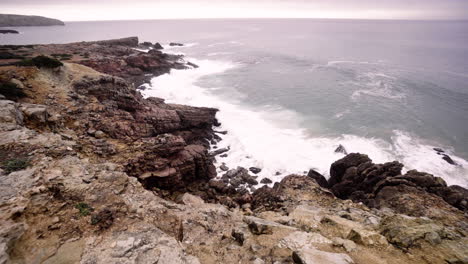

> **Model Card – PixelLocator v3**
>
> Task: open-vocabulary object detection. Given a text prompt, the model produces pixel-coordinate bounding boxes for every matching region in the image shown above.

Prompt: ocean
[2,19,468,186]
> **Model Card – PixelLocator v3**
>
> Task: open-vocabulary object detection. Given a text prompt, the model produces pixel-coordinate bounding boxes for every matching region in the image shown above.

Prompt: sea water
[3,19,468,186]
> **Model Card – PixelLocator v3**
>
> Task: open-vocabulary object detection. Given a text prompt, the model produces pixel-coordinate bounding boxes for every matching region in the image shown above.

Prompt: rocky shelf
[0,37,467,264]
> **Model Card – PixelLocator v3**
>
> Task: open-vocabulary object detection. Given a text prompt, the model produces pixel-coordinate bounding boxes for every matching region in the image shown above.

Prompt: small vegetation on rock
[75,202,94,216]
[51,53,72,61]
[1,158,30,174]
[0,81,27,100]
[17,55,63,68]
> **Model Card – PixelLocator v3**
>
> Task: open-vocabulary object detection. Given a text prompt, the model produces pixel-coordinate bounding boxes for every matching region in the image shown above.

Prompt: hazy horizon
[2,0,468,21]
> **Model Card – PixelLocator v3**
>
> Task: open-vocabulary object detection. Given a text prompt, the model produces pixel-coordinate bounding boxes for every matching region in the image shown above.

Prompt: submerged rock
[249,167,262,174]
[0,30,19,34]
[335,144,348,155]
[169,42,184,46]
[153,42,164,49]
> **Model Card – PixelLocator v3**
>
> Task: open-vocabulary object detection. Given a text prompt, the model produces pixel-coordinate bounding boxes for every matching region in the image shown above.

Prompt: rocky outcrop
[0,30,19,34]
[0,14,64,27]
[328,153,468,215]
[1,38,467,264]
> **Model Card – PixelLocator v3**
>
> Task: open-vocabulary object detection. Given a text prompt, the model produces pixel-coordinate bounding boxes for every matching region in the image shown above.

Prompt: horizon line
[62,17,468,23]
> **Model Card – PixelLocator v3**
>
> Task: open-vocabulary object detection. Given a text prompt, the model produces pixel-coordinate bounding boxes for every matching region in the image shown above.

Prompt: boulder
[260,178,273,184]
[292,248,353,264]
[249,167,262,174]
[154,42,164,49]
[307,169,328,188]
[335,144,348,155]
[169,42,184,46]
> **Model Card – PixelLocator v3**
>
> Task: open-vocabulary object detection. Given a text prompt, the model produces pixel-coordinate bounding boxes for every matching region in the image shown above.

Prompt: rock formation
[0,38,467,264]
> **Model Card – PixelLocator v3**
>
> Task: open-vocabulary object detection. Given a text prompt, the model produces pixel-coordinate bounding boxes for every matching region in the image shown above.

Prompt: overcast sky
[2,0,468,21]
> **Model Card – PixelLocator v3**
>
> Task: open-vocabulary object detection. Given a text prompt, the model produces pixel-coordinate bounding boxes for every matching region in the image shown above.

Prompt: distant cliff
[0,14,64,27]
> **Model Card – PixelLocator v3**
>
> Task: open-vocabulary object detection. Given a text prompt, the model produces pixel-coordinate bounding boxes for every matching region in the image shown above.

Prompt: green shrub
[0,81,26,100]
[75,202,93,216]
[2,158,30,174]
[17,55,63,68]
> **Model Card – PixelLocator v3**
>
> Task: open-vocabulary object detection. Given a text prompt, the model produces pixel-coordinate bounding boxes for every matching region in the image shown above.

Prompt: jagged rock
[154,42,164,49]
[178,193,205,206]
[187,62,199,68]
[260,178,273,184]
[209,147,229,157]
[442,154,457,165]
[19,103,49,124]
[329,153,372,187]
[346,228,387,246]
[307,169,328,188]
[328,154,468,214]
[335,144,348,155]
[249,167,262,174]
[244,216,295,235]
[0,100,23,131]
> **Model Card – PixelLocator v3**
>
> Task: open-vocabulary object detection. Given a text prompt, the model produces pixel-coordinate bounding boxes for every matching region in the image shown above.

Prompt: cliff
[0,14,64,27]
[0,38,467,264]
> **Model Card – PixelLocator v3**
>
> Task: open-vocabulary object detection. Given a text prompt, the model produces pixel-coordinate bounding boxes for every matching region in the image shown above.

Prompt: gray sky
[2,0,468,21]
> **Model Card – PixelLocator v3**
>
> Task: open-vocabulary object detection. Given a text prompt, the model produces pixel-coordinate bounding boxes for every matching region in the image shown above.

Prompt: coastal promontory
[0,14,65,27]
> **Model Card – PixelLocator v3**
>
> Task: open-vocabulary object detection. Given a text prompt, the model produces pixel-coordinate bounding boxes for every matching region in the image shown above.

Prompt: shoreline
[0,37,467,263]
[141,46,468,188]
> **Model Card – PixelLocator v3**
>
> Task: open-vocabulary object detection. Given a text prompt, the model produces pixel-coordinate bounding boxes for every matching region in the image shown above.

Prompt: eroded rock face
[328,153,468,215]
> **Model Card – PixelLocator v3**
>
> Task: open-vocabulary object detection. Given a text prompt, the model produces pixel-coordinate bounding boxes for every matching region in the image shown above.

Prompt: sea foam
[142,58,468,187]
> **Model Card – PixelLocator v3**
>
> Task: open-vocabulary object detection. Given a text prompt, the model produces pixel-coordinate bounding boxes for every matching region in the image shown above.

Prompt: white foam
[350,71,406,101]
[392,130,468,187]
[142,58,468,188]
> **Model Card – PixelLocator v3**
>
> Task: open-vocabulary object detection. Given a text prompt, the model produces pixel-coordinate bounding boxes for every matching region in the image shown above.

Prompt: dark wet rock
[220,154,228,158]
[442,154,457,165]
[140,42,153,48]
[153,42,164,49]
[328,153,468,214]
[334,144,348,155]
[0,30,19,34]
[260,178,273,184]
[92,37,139,47]
[169,42,184,46]
[187,62,199,68]
[220,164,229,171]
[210,147,229,157]
[328,153,372,187]
[307,169,328,188]
[214,130,228,135]
[222,167,258,187]
[249,167,262,174]
[433,148,445,153]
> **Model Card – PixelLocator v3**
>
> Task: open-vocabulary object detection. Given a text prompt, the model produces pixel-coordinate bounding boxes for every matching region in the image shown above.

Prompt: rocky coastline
[0,37,467,264]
